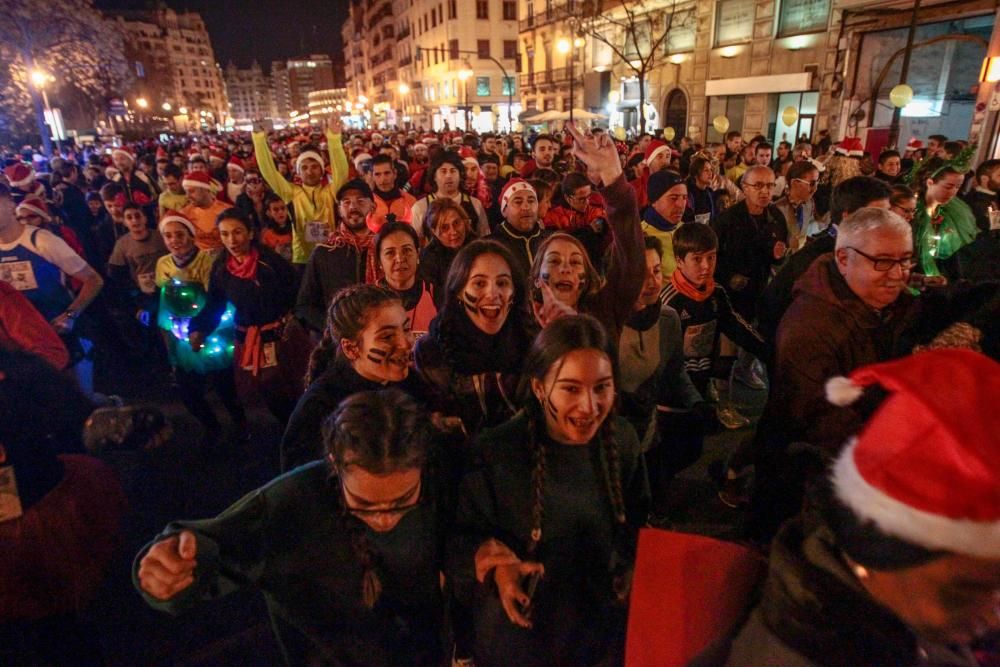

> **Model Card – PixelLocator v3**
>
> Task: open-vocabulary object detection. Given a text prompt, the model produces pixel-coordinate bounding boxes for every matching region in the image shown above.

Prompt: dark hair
[429,152,465,193]
[519,314,625,555]
[889,184,915,208]
[529,232,603,306]
[755,142,773,153]
[786,160,819,182]
[371,153,395,170]
[689,155,713,180]
[478,154,500,167]
[643,234,664,256]
[215,206,254,230]
[0,182,9,200]
[532,168,561,185]
[321,389,431,608]
[928,134,948,144]
[528,178,552,202]
[975,158,1000,181]
[426,197,471,234]
[121,202,144,217]
[942,141,963,158]
[139,154,156,169]
[878,150,900,165]
[917,157,962,189]
[163,163,183,179]
[724,130,742,142]
[671,220,718,259]
[831,176,892,225]
[532,134,558,150]
[560,171,591,197]
[305,284,401,387]
[99,182,127,202]
[375,221,419,259]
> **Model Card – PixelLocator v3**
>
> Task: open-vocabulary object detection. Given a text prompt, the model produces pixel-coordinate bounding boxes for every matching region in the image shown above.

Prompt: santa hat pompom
[826,376,863,406]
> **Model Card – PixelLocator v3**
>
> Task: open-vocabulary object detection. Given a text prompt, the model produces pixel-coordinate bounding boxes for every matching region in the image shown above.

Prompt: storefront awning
[518,108,544,122]
[705,73,813,97]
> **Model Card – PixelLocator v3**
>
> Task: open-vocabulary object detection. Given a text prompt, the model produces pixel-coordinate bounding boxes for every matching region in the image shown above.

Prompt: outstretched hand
[138,530,198,601]
[532,279,577,328]
[565,121,623,187]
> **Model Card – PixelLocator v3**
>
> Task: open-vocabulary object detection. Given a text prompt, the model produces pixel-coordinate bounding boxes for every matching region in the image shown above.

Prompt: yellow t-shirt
[158,191,188,218]
[155,250,216,289]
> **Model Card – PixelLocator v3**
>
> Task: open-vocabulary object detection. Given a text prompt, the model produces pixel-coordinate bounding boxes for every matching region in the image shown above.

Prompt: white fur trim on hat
[501,180,536,211]
[5,166,34,189]
[645,144,671,166]
[181,177,215,191]
[825,376,864,406]
[295,151,324,174]
[15,200,50,222]
[112,147,134,163]
[158,213,196,237]
[832,438,1000,559]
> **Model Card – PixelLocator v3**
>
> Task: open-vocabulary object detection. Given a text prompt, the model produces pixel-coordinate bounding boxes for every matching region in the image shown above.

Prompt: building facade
[343,0,521,131]
[224,61,276,128]
[271,54,338,123]
[113,8,229,130]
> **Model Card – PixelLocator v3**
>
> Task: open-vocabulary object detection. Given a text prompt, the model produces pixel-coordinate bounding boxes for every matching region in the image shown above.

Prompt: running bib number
[0,261,38,291]
[304,221,331,243]
[261,342,278,368]
[694,213,711,225]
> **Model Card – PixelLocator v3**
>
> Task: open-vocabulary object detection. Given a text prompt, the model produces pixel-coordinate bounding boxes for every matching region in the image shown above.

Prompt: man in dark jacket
[295,179,376,333]
[487,178,549,279]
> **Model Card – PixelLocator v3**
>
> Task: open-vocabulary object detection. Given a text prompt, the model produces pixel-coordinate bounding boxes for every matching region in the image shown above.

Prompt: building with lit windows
[271,55,338,124]
[224,61,275,128]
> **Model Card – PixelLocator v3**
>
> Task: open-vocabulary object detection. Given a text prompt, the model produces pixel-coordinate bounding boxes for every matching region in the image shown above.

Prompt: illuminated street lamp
[162,102,172,112]
[179,106,188,115]
[458,60,473,130]
[136,97,149,109]
[399,82,410,95]
[29,69,56,155]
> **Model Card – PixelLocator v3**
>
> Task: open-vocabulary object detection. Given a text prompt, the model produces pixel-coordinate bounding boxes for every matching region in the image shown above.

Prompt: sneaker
[718,474,751,508]
[716,405,750,430]
[733,362,767,390]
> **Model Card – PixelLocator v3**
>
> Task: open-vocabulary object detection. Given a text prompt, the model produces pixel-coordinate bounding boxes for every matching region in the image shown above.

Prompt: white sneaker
[717,405,750,430]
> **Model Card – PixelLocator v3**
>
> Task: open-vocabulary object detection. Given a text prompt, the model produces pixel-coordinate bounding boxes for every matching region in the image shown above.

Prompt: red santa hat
[499,178,536,211]
[833,137,864,157]
[156,147,168,161]
[644,139,671,166]
[3,163,34,189]
[158,210,197,237]
[181,171,218,192]
[906,138,923,151]
[208,147,226,163]
[187,147,202,159]
[227,156,246,173]
[827,349,1000,559]
[112,146,135,163]
[295,150,325,174]
[15,195,51,222]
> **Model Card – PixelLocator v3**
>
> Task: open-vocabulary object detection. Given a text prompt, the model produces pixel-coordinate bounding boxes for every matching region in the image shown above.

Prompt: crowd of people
[2,116,999,666]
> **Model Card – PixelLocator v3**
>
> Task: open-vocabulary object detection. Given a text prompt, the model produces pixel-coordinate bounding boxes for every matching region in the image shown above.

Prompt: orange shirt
[181,200,229,252]
[367,191,417,233]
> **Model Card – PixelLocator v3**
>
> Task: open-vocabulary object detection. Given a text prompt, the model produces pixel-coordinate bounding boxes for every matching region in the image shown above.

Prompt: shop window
[706,94,745,142]
[777,0,830,37]
[714,0,753,46]
[477,77,491,96]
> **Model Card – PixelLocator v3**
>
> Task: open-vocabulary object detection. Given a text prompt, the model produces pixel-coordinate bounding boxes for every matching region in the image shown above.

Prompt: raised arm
[325,118,349,194]
[252,129,294,203]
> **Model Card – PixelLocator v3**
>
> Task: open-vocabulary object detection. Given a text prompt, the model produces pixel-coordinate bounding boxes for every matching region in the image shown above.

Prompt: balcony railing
[518,68,572,89]
[399,55,412,66]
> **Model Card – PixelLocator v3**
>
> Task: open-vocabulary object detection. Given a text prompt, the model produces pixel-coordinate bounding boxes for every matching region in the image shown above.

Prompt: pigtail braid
[527,413,547,557]
[304,328,336,389]
[599,420,627,525]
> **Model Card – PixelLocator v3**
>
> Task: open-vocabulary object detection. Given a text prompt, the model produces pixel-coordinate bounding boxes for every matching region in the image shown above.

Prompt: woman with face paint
[137,389,447,666]
[420,198,475,309]
[528,123,645,342]
[450,315,650,666]
[375,222,437,337]
[281,284,425,471]
[189,207,309,425]
[414,240,535,439]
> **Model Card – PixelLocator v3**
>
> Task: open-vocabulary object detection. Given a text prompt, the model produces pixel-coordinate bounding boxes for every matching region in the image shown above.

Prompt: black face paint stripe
[462,291,480,314]
[366,347,390,364]
[544,397,559,422]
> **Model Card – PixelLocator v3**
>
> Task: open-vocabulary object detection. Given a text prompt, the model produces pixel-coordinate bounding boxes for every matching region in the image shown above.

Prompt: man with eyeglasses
[543,171,609,265]
[774,161,821,253]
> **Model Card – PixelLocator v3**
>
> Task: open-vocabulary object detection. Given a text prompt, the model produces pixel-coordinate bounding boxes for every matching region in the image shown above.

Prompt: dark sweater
[295,240,372,332]
[712,200,788,318]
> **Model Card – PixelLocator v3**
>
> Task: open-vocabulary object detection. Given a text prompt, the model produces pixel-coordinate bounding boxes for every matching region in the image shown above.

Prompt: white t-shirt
[0,225,89,276]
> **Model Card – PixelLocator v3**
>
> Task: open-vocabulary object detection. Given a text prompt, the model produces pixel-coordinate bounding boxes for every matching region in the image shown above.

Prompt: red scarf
[326,228,381,285]
[670,268,714,303]
[226,247,260,280]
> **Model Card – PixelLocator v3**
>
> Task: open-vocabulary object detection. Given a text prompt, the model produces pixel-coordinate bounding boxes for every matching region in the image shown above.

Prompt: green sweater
[133,462,444,666]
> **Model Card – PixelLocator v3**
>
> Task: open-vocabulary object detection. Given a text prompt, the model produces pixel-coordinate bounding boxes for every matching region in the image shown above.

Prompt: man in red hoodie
[630,139,672,210]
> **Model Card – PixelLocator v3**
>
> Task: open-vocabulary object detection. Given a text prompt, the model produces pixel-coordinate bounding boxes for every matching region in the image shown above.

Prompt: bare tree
[574,0,696,134]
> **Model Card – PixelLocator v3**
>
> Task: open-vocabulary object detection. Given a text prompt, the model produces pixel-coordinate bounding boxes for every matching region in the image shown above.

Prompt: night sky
[97,0,349,71]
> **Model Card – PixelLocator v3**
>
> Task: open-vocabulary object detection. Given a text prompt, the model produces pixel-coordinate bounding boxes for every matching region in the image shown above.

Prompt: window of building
[664,6,697,53]
[448,0,457,19]
[777,0,830,37]
[431,9,437,27]
[478,39,490,59]
[623,20,651,61]
[438,4,443,23]
[503,0,516,20]
[503,40,517,59]
[476,0,489,20]
[449,39,460,60]
[706,94,745,142]
[476,76,491,96]
[714,0,754,46]
[501,75,515,96]
[434,47,439,64]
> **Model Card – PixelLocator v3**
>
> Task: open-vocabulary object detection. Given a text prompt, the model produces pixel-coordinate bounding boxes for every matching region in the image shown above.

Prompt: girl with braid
[450,315,650,666]
[281,284,425,471]
[136,389,447,666]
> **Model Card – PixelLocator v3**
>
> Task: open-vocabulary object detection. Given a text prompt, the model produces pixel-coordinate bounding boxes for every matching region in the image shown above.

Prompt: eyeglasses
[893,205,917,217]
[845,246,916,272]
[245,178,263,185]
[792,178,819,189]
[744,182,776,191]
[337,475,423,518]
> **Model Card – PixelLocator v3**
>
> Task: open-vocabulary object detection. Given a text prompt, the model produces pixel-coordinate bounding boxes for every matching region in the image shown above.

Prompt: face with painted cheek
[538,238,588,308]
[343,301,414,383]
[460,253,515,335]
[532,348,615,445]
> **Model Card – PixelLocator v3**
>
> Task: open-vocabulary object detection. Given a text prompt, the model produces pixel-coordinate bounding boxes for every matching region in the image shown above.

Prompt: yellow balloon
[712,115,730,134]
[663,126,676,141]
[472,105,482,114]
[781,106,798,126]
[613,126,627,141]
[889,84,913,108]
[490,104,500,115]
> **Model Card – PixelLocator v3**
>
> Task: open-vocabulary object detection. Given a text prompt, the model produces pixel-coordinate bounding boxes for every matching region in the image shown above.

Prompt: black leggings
[175,367,245,429]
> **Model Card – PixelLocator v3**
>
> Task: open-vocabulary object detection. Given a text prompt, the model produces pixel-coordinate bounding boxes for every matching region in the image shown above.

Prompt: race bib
[137,272,157,294]
[0,465,24,523]
[304,221,332,243]
[261,342,278,368]
[683,321,717,359]
[694,213,711,225]
[0,260,38,291]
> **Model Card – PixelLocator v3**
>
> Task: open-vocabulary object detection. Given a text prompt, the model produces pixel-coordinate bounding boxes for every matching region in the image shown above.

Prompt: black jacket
[296,241,371,333]
[712,200,788,317]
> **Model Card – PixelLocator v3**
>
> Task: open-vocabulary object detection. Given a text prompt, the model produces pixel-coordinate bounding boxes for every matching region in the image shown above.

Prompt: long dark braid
[526,411,547,557]
[322,389,431,609]
[304,284,400,388]
[597,419,627,525]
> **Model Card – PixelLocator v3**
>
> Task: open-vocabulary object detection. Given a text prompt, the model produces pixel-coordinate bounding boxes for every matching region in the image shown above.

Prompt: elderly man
[295,179,377,333]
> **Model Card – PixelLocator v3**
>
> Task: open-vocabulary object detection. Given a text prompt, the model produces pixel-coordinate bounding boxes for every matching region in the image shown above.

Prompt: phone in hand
[519,570,542,617]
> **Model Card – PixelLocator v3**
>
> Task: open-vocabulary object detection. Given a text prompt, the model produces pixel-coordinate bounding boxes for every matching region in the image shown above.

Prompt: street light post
[29,69,55,156]
[417,46,516,132]
[458,60,473,130]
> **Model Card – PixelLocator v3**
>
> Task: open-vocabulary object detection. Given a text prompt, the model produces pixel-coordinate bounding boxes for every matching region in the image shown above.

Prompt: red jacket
[0,280,70,369]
